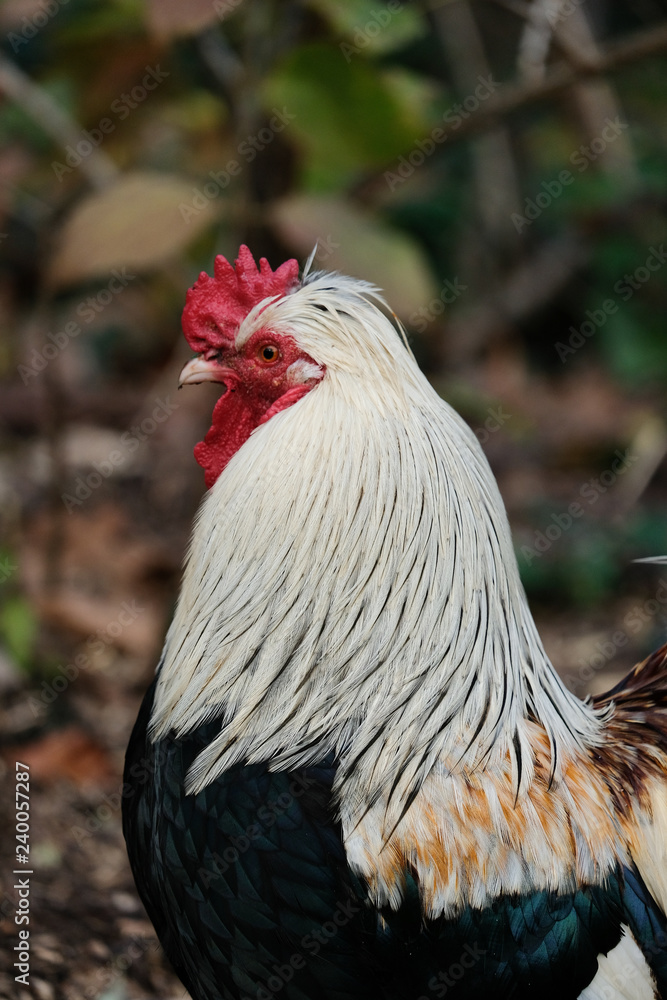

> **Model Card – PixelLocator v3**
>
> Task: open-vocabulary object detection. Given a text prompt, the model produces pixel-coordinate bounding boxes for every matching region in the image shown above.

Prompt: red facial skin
[192,328,323,488]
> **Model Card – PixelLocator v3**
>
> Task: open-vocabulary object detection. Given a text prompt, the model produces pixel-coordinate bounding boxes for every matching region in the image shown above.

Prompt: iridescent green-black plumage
[123,680,667,1000]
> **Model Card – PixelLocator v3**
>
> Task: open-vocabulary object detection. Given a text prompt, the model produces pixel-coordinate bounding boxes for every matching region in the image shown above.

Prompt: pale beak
[178,356,226,387]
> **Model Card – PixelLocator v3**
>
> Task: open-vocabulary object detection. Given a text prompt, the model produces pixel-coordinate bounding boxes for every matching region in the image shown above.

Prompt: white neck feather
[151,273,604,816]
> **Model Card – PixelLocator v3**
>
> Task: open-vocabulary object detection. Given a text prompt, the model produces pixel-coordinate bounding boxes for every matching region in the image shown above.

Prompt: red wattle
[194,382,311,489]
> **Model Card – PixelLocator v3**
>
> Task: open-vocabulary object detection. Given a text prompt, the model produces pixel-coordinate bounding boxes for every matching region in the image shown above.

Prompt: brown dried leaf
[271,195,437,320]
[146,0,238,38]
[48,172,219,289]
[6,726,115,786]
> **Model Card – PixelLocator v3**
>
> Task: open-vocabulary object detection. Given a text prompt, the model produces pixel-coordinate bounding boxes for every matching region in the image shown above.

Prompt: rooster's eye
[258,344,280,363]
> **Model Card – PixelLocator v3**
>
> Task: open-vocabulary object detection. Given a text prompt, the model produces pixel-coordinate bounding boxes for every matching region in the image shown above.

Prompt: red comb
[182,245,300,353]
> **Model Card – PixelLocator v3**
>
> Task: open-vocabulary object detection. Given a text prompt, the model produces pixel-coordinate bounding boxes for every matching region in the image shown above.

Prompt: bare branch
[446,19,667,141]
[551,4,638,182]
[434,1,522,244]
[516,1,562,82]
[0,54,117,190]
[443,234,590,361]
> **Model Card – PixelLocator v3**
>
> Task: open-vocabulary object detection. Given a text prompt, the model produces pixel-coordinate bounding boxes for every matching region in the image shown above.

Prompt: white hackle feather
[151,270,606,830]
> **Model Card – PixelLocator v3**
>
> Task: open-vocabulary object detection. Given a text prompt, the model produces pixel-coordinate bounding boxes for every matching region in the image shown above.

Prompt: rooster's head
[179,246,325,488]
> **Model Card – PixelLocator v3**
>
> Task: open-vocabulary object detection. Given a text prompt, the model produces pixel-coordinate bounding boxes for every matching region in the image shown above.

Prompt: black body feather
[123,680,667,1000]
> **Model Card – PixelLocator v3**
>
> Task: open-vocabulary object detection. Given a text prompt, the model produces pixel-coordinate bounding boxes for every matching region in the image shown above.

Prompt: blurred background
[1,0,667,996]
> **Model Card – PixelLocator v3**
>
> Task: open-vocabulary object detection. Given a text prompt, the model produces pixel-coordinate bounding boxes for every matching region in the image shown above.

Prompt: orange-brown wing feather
[594,642,667,914]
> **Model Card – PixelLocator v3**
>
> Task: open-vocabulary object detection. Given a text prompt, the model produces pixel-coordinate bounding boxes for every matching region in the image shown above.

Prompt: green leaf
[263,43,421,190]
[307,0,424,55]
[600,307,667,384]
[0,597,37,670]
[590,234,651,286]
[53,0,145,43]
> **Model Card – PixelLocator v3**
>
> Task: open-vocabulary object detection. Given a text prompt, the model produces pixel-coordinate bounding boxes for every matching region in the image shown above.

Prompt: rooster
[123,246,667,1000]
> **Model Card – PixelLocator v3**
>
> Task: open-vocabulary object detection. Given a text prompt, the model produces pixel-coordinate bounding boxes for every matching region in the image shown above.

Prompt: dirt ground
[0,499,190,1000]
